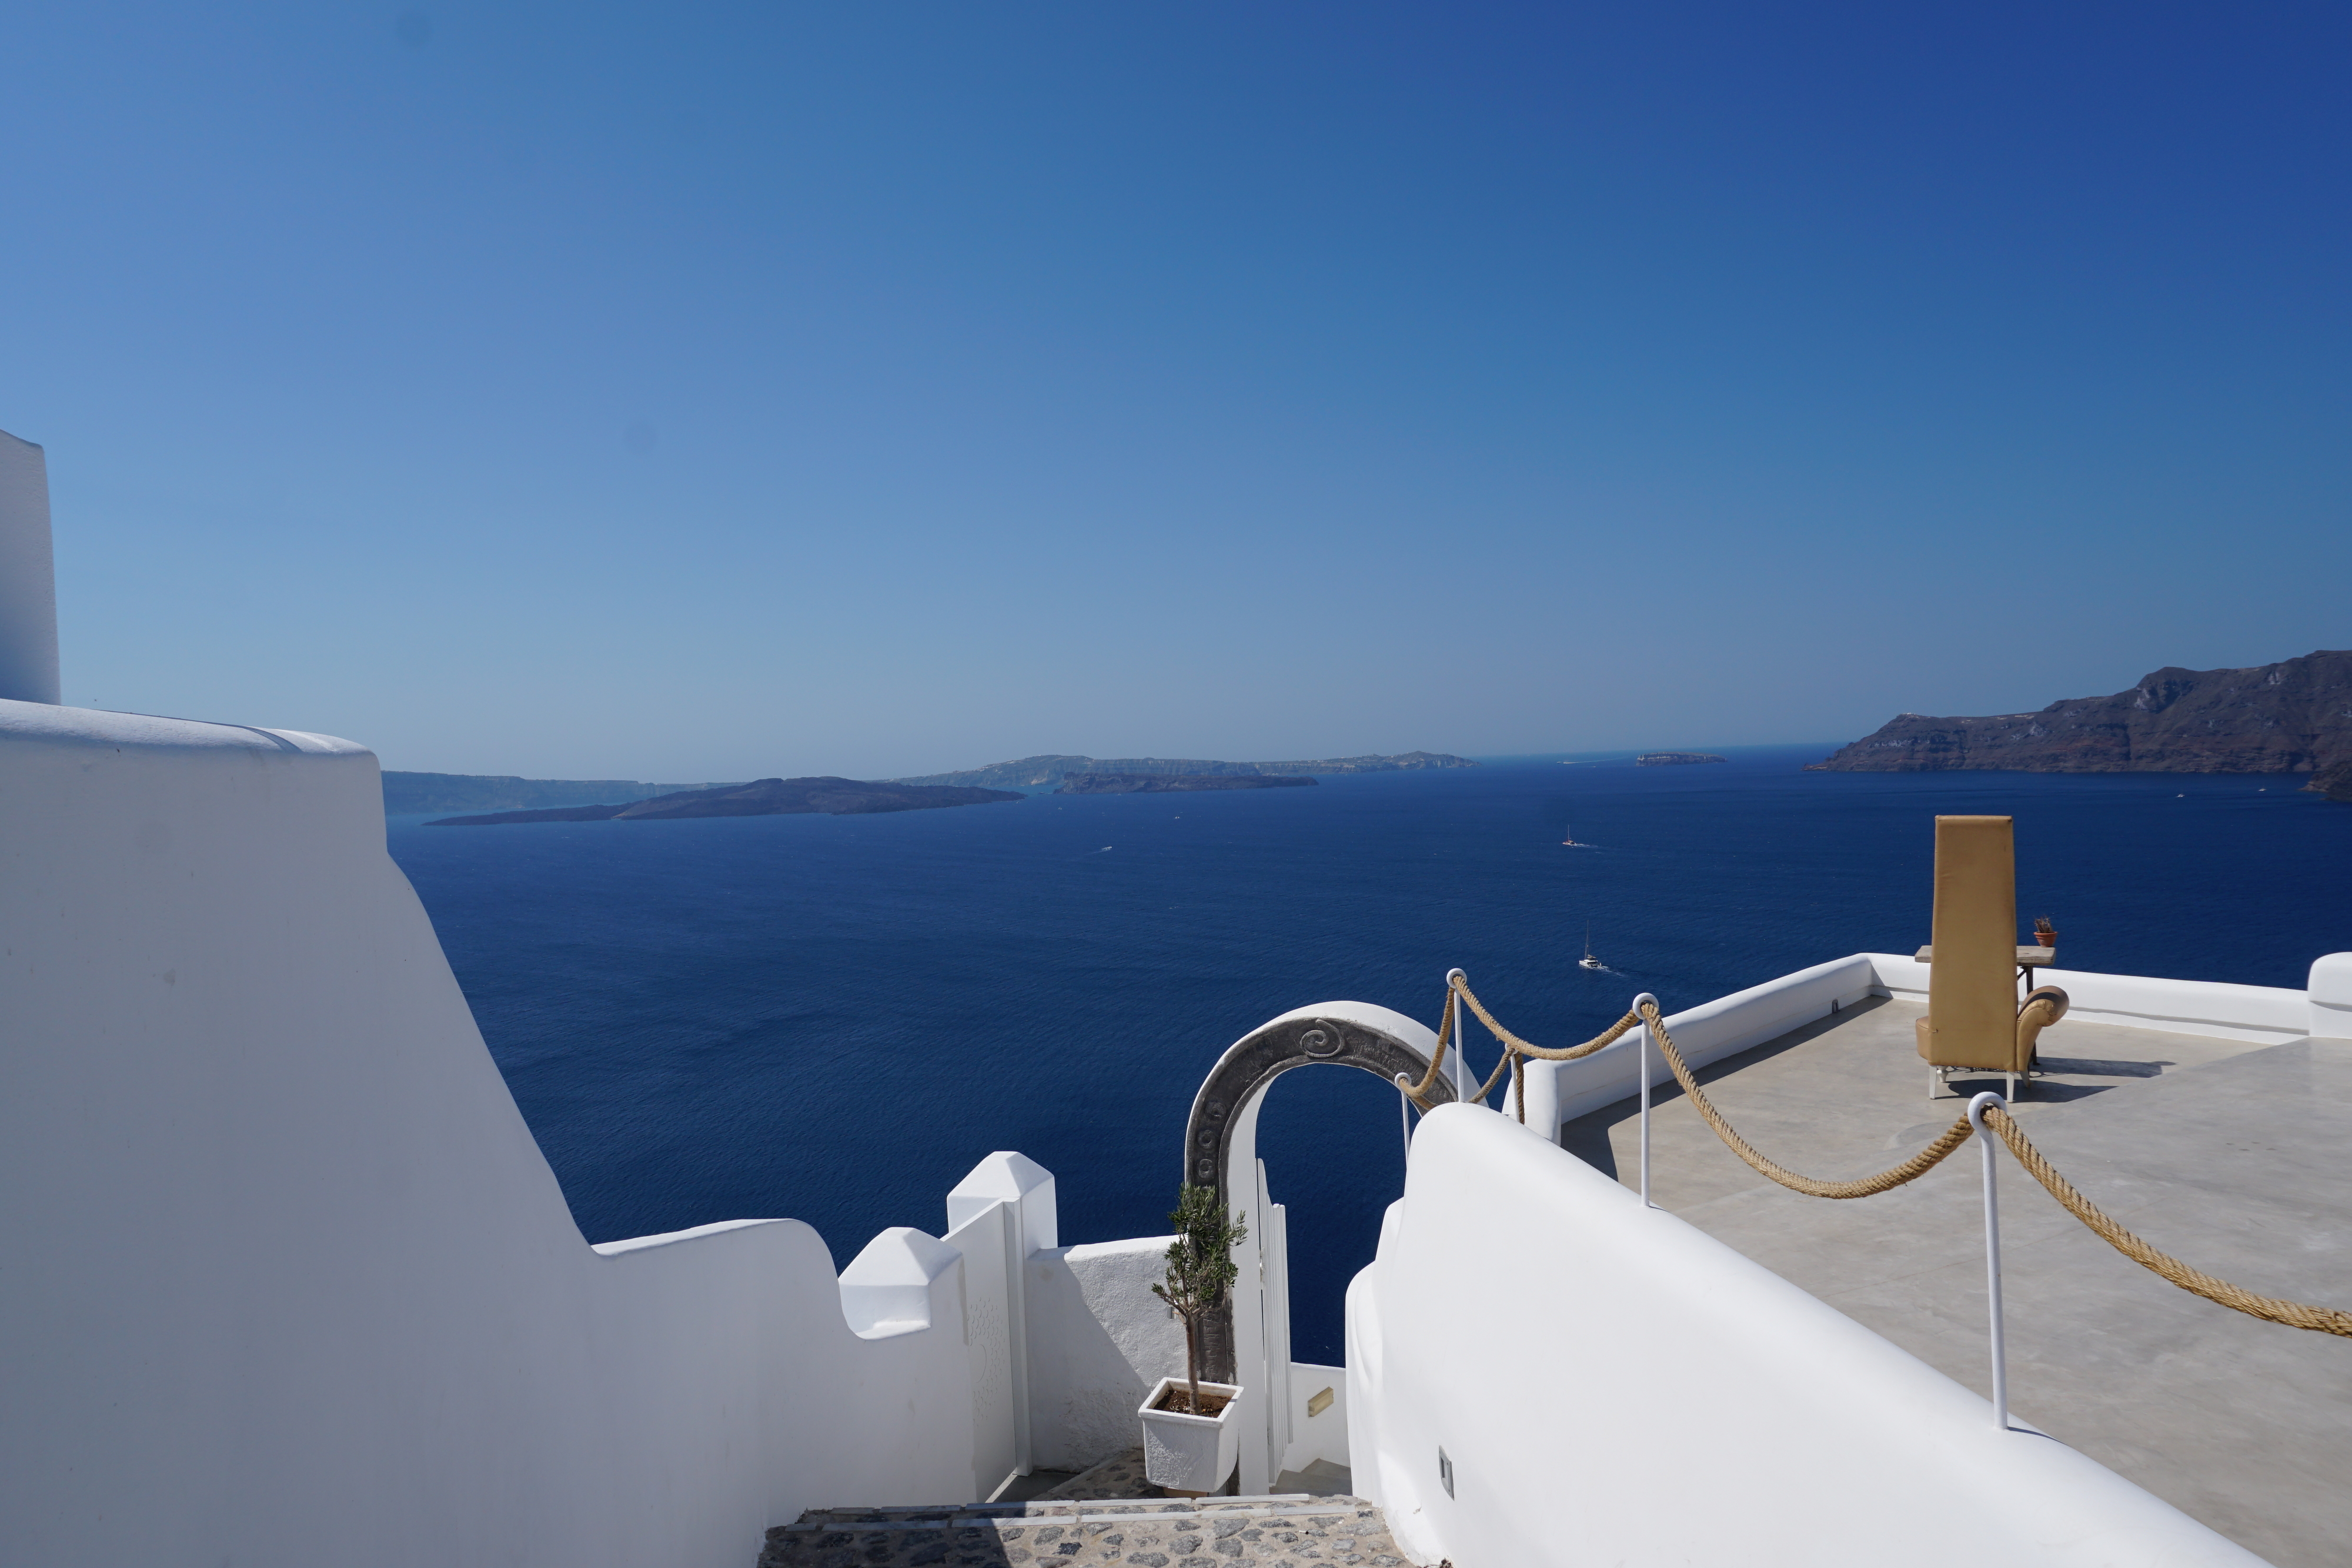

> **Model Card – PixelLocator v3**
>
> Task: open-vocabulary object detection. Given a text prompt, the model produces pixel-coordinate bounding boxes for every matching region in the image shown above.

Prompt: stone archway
[1181,1003,1452,1386]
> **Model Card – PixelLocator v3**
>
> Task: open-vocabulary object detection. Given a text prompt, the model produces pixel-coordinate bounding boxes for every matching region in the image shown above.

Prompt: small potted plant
[1140,1183,1247,1495]
[2032,917,2057,952]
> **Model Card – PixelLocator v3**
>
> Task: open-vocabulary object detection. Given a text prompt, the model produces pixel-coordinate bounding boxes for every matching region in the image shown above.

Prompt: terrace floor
[1563,995,2352,1568]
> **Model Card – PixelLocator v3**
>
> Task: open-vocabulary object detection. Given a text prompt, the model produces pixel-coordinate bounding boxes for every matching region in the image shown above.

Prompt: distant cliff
[1810,651,2352,776]
[427,777,1021,826]
[2306,761,2352,803]
[384,771,736,815]
[1056,773,1317,794]
[898,751,1476,790]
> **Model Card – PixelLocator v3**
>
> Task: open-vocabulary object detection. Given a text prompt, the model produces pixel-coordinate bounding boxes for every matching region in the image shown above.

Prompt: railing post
[1967,1091,2009,1430]
[1395,1071,1414,1162]
[1630,994,1658,1208]
[1446,968,1471,1108]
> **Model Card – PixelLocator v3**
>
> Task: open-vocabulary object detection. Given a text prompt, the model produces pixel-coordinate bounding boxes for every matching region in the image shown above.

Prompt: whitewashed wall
[1347,1106,2265,1568]
[0,700,1003,1568]
[1280,1361,1348,1475]
[946,1152,1056,1495]
[1024,1235,1187,1472]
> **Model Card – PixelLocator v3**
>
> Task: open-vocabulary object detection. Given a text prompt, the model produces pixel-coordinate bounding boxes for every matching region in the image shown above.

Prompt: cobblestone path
[757,1493,1409,1568]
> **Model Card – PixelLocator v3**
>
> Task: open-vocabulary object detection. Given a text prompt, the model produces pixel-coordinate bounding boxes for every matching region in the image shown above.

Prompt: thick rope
[1404,982,1633,1109]
[1629,1000,1979,1198]
[1440,979,2352,1335]
[1396,993,1455,1108]
[1445,978,1641,1112]
[1980,1104,2352,1339]
[1445,978,1970,1193]
[1452,978,1642,1062]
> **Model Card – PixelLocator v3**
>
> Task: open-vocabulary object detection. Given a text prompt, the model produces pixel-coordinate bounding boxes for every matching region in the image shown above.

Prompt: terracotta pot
[2033,931,2057,951]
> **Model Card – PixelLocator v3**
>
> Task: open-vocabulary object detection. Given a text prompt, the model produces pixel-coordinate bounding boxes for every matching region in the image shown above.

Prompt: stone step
[759,1495,1405,1568]
[787,1496,1353,1526]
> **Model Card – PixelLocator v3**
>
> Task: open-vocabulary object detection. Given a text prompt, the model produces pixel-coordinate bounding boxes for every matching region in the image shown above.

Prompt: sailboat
[1561,824,1586,846]
[1578,922,1605,970]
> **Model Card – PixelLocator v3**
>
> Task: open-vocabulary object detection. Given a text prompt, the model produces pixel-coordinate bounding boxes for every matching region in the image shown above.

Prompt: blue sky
[3,4,2345,779]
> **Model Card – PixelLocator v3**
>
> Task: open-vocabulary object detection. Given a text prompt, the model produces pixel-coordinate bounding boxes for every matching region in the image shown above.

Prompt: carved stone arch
[1180,1003,1451,1383]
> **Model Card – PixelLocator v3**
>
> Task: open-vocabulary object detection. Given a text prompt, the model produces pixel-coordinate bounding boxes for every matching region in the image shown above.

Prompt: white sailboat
[1579,922,1605,970]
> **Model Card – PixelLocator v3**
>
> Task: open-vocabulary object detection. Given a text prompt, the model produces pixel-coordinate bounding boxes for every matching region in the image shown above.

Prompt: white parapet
[0,698,992,1565]
[948,1149,1058,1253]
[0,429,59,704]
[840,1227,969,1339]
[2304,952,2352,1041]
[1518,954,1881,1132]
[1347,1105,2265,1568]
[1869,951,2312,1045]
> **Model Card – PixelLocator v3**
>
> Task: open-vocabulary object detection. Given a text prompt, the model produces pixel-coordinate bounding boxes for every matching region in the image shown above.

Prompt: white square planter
[1137,1376,1242,1495]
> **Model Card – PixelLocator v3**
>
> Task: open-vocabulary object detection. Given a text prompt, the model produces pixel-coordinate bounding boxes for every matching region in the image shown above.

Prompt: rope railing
[1432,974,2352,1340]
[1976,1100,2352,1338]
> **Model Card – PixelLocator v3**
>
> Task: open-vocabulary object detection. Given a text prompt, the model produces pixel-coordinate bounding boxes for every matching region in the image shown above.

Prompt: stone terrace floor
[1563,995,2352,1568]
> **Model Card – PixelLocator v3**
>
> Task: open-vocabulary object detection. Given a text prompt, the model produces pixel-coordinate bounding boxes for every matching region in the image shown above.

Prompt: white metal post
[1631,994,1658,1208]
[1395,1072,1414,1162]
[1968,1091,2009,1430]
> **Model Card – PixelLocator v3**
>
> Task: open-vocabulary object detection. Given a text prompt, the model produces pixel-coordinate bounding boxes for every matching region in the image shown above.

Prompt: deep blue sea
[386,749,2350,1363]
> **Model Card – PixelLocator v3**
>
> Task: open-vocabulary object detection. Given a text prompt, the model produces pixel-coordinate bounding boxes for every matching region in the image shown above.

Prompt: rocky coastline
[1809,650,2350,782]
[2306,761,2352,803]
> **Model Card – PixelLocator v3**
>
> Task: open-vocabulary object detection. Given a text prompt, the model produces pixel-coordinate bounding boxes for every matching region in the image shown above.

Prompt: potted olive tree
[1139,1183,1247,1495]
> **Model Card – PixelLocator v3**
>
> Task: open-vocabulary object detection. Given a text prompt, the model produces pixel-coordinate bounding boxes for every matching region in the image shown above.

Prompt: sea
[386,747,2351,1365]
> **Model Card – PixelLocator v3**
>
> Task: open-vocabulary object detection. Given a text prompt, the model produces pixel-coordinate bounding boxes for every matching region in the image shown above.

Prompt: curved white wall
[1347,1106,2265,1568]
[0,700,984,1567]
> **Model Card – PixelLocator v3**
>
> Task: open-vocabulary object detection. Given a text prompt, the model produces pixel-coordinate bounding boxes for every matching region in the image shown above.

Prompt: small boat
[1561,824,1585,846]
[1578,923,1605,971]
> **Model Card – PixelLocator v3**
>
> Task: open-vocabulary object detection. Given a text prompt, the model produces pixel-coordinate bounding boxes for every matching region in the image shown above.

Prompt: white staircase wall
[0,700,988,1568]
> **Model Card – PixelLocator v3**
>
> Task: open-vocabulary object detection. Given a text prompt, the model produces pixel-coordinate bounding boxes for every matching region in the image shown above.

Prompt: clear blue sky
[4,4,2346,780]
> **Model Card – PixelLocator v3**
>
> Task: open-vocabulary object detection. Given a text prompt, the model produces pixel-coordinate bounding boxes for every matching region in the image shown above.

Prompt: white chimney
[0,429,60,705]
